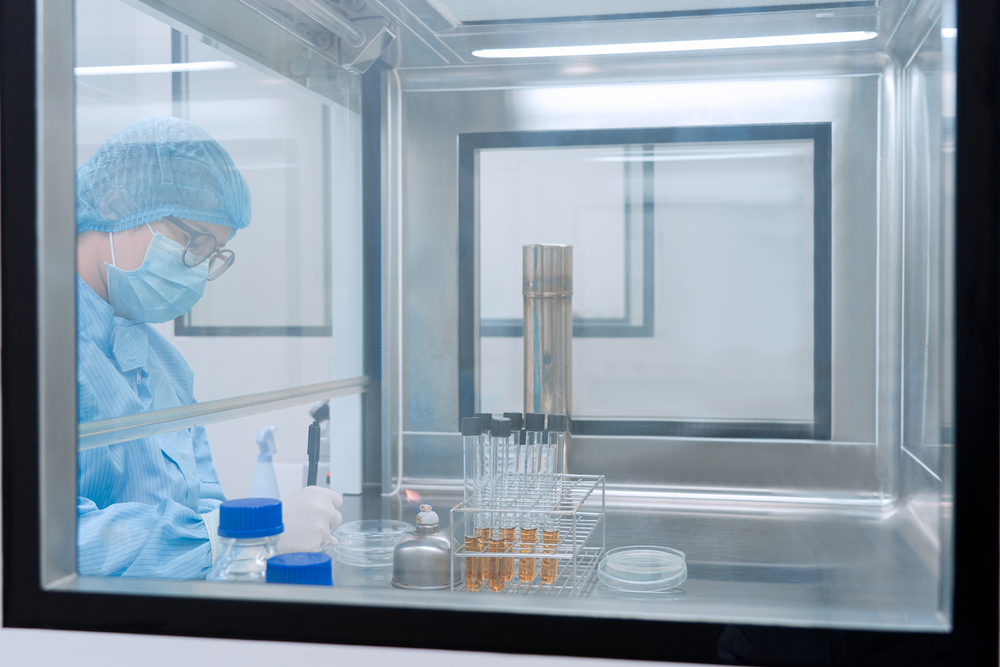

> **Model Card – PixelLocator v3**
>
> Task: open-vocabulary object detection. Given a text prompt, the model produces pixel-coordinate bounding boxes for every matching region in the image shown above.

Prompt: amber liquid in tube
[518,527,537,582]
[464,536,482,591]
[501,527,516,582]
[540,530,559,584]
[487,536,505,592]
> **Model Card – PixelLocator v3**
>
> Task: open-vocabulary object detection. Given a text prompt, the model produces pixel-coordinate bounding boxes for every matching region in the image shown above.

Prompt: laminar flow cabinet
[2,0,997,664]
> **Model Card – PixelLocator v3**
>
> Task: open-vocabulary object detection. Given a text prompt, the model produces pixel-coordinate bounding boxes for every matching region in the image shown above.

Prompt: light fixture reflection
[940,28,957,38]
[74,61,237,76]
[472,31,878,59]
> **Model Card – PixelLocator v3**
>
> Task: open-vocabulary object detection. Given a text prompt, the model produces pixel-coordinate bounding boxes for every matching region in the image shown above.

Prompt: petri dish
[334,520,415,567]
[597,545,687,592]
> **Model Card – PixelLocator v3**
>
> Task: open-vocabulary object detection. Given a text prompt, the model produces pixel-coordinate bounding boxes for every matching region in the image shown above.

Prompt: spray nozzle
[255,425,277,461]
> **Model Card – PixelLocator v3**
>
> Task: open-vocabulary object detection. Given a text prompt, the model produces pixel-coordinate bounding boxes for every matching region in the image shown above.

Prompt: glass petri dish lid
[334,520,415,567]
[597,545,687,592]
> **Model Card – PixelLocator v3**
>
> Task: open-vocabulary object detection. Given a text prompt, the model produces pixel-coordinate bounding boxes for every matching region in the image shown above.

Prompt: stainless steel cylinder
[523,244,572,418]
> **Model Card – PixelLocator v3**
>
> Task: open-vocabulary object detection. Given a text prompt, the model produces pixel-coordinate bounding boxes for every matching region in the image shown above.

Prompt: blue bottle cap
[266,552,333,586]
[217,498,284,538]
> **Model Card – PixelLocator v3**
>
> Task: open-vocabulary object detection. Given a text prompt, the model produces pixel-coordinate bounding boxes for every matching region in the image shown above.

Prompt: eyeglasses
[163,215,235,281]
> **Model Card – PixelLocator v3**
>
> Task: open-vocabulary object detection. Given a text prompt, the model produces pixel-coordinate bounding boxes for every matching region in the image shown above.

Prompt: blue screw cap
[266,552,333,586]
[218,498,284,538]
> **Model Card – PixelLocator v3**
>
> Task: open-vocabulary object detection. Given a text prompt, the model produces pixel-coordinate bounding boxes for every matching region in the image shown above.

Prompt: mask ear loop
[109,224,156,268]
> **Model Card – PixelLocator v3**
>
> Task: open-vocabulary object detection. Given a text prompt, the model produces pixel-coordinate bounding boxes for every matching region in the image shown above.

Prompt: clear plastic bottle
[206,497,283,583]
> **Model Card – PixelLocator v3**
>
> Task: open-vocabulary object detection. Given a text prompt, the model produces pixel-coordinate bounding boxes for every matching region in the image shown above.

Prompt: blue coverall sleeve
[76,279,232,579]
[77,495,214,578]
[193,425,226,513]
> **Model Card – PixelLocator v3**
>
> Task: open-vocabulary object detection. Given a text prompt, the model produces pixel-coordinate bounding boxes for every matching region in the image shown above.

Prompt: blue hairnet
[76,116,251,241]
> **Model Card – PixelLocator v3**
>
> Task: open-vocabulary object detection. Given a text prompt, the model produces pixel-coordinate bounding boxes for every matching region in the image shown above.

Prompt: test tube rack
[450,474,605,596]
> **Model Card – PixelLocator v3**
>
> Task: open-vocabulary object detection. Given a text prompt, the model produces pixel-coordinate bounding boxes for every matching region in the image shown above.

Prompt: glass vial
[487,417,512,591]
[464,535,482,591]
[474,413,492,547]
[540,528,559,584]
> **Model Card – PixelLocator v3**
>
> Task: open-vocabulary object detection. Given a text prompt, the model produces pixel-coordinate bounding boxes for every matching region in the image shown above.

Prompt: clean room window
[464,125,831,439]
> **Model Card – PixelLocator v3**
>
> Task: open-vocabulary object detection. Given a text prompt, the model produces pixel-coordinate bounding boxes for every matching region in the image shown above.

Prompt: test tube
[540,414,567,584]
[524,413,546,501]
[519,413,546,582]
[502,411,524,570]
[503,412,524,472]
[487,416,512,591]
[461,417,483,591]
[474,413,492,549]
[462,416,482,504]
[547,414,568,502]
[498,417,517,583]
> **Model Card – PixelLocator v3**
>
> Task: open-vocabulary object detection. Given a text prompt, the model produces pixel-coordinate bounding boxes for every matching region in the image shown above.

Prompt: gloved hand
[278,487,344,554]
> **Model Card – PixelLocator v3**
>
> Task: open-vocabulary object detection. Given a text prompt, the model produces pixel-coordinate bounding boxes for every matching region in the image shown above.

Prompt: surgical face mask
[105,224,209,323]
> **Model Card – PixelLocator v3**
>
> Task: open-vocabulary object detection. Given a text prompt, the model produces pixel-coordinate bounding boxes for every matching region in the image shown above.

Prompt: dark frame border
[458,125,832,441]
[3,2,997,664]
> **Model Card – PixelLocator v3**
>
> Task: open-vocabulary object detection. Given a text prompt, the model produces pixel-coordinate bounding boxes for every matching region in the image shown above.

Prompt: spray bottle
[250,425,281,499]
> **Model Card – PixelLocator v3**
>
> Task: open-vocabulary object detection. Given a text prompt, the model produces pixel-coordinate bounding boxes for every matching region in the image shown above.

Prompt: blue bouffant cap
[266,552,334,586]
[76,116,251,241]
[218,498,284,538]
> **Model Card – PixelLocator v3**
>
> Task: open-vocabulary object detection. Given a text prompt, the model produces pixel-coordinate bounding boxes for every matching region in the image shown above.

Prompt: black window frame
[459,124,832,440]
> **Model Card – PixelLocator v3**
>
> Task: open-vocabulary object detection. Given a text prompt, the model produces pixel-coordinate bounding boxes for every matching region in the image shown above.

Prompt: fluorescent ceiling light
[940,28,957,38]
[472,31,878,59]
[74,61,237,76]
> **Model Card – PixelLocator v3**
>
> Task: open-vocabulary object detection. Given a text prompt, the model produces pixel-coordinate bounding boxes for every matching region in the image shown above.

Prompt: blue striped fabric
[77,275,225,579]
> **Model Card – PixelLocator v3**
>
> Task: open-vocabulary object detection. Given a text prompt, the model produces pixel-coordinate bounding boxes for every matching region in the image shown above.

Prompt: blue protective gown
[77,275,225,578]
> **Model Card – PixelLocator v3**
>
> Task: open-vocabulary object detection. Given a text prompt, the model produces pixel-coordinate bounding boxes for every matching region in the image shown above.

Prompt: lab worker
[74,116,342,578]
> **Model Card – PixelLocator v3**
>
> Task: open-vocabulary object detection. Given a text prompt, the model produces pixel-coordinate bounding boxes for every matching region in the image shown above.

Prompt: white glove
[279,487,344,554]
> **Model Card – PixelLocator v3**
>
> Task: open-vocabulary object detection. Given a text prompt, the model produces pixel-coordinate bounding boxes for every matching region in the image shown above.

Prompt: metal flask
[523,244,572,418]
[391,504,457,590]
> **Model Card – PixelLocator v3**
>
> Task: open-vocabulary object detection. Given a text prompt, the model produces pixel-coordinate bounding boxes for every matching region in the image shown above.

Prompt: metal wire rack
[450,474,605,596]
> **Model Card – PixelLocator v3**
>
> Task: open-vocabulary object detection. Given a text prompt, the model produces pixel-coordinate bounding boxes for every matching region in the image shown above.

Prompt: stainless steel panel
[394,74,880,444]
[398,433,880,505]
[898,5,955,623]
[37,0,79,588]
[873,54,904,504]
[54,485,948,632]
[371,0,462,68]
[382,66,409,493]
[128,0,362,110]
